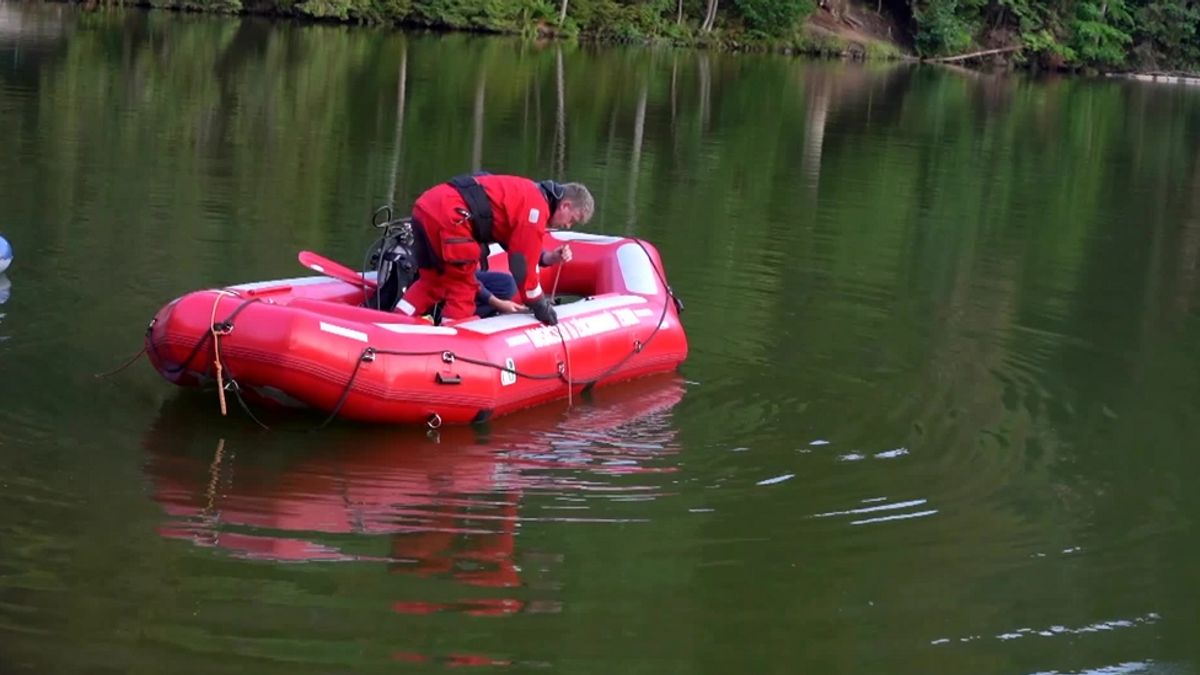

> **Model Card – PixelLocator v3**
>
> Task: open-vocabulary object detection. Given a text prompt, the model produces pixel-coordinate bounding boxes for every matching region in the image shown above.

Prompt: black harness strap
[447,174,495,271]
[446,174,495,243]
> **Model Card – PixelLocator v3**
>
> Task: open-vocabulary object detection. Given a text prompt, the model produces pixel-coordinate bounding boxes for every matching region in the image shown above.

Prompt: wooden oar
[298,250,378,289]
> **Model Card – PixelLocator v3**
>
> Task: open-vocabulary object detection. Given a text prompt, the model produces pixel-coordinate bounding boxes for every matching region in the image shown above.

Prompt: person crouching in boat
[396,174,594,326]
[474,239,573,318]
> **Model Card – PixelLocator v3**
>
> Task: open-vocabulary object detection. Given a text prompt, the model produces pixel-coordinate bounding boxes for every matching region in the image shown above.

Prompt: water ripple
[810,497,938,526]
[1029,660,1180,675]
[931,612,1162,646]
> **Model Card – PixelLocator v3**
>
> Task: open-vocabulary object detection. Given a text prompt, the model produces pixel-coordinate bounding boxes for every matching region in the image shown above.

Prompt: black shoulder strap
[446,174,494,243]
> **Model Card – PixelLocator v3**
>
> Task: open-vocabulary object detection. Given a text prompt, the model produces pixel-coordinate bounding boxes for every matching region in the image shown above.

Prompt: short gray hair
[562,183,594,224]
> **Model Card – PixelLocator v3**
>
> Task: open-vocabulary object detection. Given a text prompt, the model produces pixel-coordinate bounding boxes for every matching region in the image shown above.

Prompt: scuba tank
[363,206,420,312]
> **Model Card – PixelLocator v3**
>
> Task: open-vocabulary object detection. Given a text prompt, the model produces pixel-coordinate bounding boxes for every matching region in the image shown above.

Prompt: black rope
[144,296,261,377]
[212,347,379,434]
[93,346,148,379]
[311,347,374,431]
[577,237,675,392]
[147,323,211,377]
[222,379,272,431]
[212,296,262,334]
[369,347,566,381]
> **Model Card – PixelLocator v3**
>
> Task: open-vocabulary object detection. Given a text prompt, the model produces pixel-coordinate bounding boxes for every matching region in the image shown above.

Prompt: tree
[702,0,720,31]
[1071,0,1134,66]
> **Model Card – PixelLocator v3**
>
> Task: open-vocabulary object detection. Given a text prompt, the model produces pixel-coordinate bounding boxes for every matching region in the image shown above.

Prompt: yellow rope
[205,438,226,515]
[208,290,237,416]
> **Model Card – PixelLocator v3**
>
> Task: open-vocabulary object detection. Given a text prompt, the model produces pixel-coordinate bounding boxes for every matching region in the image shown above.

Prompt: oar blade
[297,251,378,289]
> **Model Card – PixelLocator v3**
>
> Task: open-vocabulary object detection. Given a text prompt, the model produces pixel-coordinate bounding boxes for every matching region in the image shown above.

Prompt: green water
[2,3,1200,673]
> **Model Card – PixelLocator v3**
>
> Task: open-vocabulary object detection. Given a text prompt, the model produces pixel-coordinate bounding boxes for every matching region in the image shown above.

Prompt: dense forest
[57,0,1200,76]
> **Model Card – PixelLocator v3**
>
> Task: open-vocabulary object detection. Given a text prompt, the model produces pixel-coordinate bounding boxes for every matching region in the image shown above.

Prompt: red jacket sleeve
[508,226,546,304]
[496,183,549,304]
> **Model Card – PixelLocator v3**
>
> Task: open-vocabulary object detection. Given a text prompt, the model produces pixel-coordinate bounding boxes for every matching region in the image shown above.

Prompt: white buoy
[0,235,11,274]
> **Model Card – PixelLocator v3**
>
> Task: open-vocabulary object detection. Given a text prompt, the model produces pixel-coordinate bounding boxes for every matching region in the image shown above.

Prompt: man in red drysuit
[395,174,594,326]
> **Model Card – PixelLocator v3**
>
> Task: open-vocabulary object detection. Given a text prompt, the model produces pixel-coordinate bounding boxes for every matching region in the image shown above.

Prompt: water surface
[2,4,1200,673]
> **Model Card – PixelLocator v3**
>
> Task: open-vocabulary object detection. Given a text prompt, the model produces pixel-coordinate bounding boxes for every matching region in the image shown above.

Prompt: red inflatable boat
[145,231,688,426]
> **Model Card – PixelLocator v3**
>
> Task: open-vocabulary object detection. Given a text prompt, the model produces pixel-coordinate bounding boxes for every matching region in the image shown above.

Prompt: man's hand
[546,244,573,265]
[488,297,526,314]
[529,296,558,326]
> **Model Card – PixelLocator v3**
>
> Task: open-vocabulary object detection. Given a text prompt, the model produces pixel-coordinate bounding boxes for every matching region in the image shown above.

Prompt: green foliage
[913,0,976,55]
[1020,27,1074,63]
[907,0,1196,69]
[863,38,903,58]
[792,28,851,54]
[144,0,244,12]
[398,0,526,30]
[569,0,674,39]
[1069,0,1132,66]
[1132,0,1200,70]
[731,0,814,35]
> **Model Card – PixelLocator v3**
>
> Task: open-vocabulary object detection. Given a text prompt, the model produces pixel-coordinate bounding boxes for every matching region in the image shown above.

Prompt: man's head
[549,183,594,229]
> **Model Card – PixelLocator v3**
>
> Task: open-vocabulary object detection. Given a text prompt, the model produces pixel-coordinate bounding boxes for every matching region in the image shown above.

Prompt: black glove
[529,296,558,326]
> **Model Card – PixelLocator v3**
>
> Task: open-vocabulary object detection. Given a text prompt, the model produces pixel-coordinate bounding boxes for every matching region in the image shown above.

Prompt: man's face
[549,201,583,229]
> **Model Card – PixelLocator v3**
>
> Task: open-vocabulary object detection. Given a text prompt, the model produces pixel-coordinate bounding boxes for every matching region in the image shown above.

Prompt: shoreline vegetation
[45,0,1200,77]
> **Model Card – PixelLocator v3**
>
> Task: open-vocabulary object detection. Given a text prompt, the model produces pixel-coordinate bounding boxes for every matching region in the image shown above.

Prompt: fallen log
[927,45,1021,63]
[1106,72,1200,86]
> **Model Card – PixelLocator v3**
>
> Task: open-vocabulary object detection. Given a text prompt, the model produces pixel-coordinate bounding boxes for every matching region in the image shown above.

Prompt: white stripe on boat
[374,323,458,335]
[230,273,378,292]
[319,321,368,343]
[461,295,647,335]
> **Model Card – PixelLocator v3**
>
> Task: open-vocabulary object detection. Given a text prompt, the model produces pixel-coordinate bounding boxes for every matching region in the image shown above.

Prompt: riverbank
[41,0,911,60]
[35,0,1200,77]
